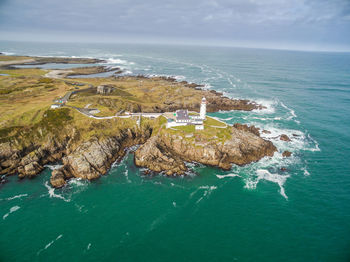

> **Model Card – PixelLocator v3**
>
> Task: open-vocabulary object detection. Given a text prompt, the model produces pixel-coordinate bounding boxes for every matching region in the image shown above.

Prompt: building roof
[176,109,190,120]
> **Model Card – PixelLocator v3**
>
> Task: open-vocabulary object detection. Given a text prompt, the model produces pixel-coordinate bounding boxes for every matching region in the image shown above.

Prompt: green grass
[204,116,226,127]
[173,125,195,133]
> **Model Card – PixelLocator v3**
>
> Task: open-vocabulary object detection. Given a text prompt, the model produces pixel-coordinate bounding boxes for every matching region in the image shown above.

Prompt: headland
[0,54,286,188]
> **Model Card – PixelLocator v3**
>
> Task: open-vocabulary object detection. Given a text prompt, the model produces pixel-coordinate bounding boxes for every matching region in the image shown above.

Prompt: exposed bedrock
[50,127,152,187]
[134,126,277,175]
[0,135,70,178]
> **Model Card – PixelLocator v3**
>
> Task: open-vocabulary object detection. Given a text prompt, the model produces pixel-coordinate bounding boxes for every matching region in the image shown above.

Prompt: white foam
[307,134,321,151]
[302,167,310,176]
[37,235,63,255]
[3,206,20,220]
[195,186,217,203]
[87,243,91,250]
[227,77,237,88]
[253,99,277,114]
[106,58,133,65]
[216,173,241,179]
[245,169,289,199]
[257,125,313,154]
[203,83,212,89]
[44,164,63,170]
[281,102,300,124]
[124,168,131,183]
[5,194,28,201]
[218,117,233,121]
[1,51,15,55]
[68,178,89,187]
[172,201,177,207]
[174,75,186,81]
[44,182,70,202]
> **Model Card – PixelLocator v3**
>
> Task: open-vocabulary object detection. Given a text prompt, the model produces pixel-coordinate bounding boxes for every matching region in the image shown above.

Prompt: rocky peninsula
[0,54,278,188]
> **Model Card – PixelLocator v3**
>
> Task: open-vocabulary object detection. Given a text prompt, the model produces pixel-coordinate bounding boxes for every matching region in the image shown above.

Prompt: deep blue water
[1,41,350,261]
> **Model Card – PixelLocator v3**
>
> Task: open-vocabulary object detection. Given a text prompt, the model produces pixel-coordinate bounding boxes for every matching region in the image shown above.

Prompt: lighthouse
[200,97,207,120]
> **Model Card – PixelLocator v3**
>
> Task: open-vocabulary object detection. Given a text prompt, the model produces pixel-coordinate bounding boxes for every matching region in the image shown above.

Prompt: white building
[200,97,207,120]
[166,97,207,130]
[50,104,62,109]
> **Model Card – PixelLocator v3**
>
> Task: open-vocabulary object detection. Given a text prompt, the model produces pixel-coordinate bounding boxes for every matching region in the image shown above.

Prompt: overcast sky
[0,0,349,51]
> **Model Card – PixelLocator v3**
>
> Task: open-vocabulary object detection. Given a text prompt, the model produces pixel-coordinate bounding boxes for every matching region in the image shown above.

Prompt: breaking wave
[245,169,290,199]
[216,174,241,179]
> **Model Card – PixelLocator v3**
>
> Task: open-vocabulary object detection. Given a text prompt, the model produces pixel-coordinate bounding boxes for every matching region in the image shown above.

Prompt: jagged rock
[282,151,292,157]
[135,127,276,175]
[134,136,187,175]
[262,130,271,134]
[280,134,291,142]
[50,169,66,188]
[233,123,260,136]
[50,127,152,187]
[21,161,43,178]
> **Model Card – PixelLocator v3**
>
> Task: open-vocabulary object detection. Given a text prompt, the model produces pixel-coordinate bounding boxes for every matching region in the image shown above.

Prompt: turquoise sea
[1,41,350,261]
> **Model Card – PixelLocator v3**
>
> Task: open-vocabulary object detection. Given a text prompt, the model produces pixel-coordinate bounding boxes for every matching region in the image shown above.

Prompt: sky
[0,0,349,51]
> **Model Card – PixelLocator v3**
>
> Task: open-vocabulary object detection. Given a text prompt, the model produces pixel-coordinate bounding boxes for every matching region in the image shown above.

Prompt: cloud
[0,0,349,50]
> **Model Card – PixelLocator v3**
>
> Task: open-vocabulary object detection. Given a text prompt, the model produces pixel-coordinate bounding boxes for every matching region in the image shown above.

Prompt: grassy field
[168,116,231,143]
[204,116,227,127]
[0,55,32,62]
[0,55,230,146]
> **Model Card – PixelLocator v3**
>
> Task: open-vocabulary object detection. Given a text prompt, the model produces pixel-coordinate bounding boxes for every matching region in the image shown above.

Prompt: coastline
[0,54,283,188]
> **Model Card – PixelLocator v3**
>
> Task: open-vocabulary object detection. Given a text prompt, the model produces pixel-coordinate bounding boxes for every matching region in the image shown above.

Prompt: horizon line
[1,38,350,54]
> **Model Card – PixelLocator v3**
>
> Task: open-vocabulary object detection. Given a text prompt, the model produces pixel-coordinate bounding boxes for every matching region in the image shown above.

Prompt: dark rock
[280,134,291,142]
[262,130,271,134]
[233,123,260,136]
[282,151,292,157]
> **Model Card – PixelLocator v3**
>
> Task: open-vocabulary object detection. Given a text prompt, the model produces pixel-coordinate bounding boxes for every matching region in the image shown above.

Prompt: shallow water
[1,41,350,261]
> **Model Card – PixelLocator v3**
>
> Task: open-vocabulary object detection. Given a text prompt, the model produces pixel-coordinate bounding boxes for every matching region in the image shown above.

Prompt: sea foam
[245,169,290,199]
[3,206,20,220]
[44,182,70,202]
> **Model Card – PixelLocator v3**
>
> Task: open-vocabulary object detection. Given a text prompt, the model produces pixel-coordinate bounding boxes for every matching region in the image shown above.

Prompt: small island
[0,54,277,188]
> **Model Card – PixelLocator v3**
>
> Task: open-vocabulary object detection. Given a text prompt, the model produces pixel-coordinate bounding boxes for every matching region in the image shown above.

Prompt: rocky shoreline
[134,126,276,176]
[0,121,277,188]
[0,54,279,188]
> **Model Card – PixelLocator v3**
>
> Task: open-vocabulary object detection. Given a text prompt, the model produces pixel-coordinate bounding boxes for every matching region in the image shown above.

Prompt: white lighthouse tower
[200,97,207,120]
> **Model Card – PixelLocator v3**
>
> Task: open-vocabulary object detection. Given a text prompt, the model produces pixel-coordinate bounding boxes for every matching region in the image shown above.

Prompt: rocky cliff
[134,126,276,175]
[51,127,151,187]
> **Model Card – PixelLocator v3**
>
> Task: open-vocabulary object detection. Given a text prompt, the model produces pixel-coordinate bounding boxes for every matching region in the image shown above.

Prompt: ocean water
[1,41,350,261]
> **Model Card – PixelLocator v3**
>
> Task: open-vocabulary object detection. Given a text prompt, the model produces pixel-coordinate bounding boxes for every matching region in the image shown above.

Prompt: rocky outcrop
[135,126,277,175]
[50,127,152,187]
[0,135,69,178]
[233,123,260,136]
[282,151,292,157]
[280,134,291,142]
